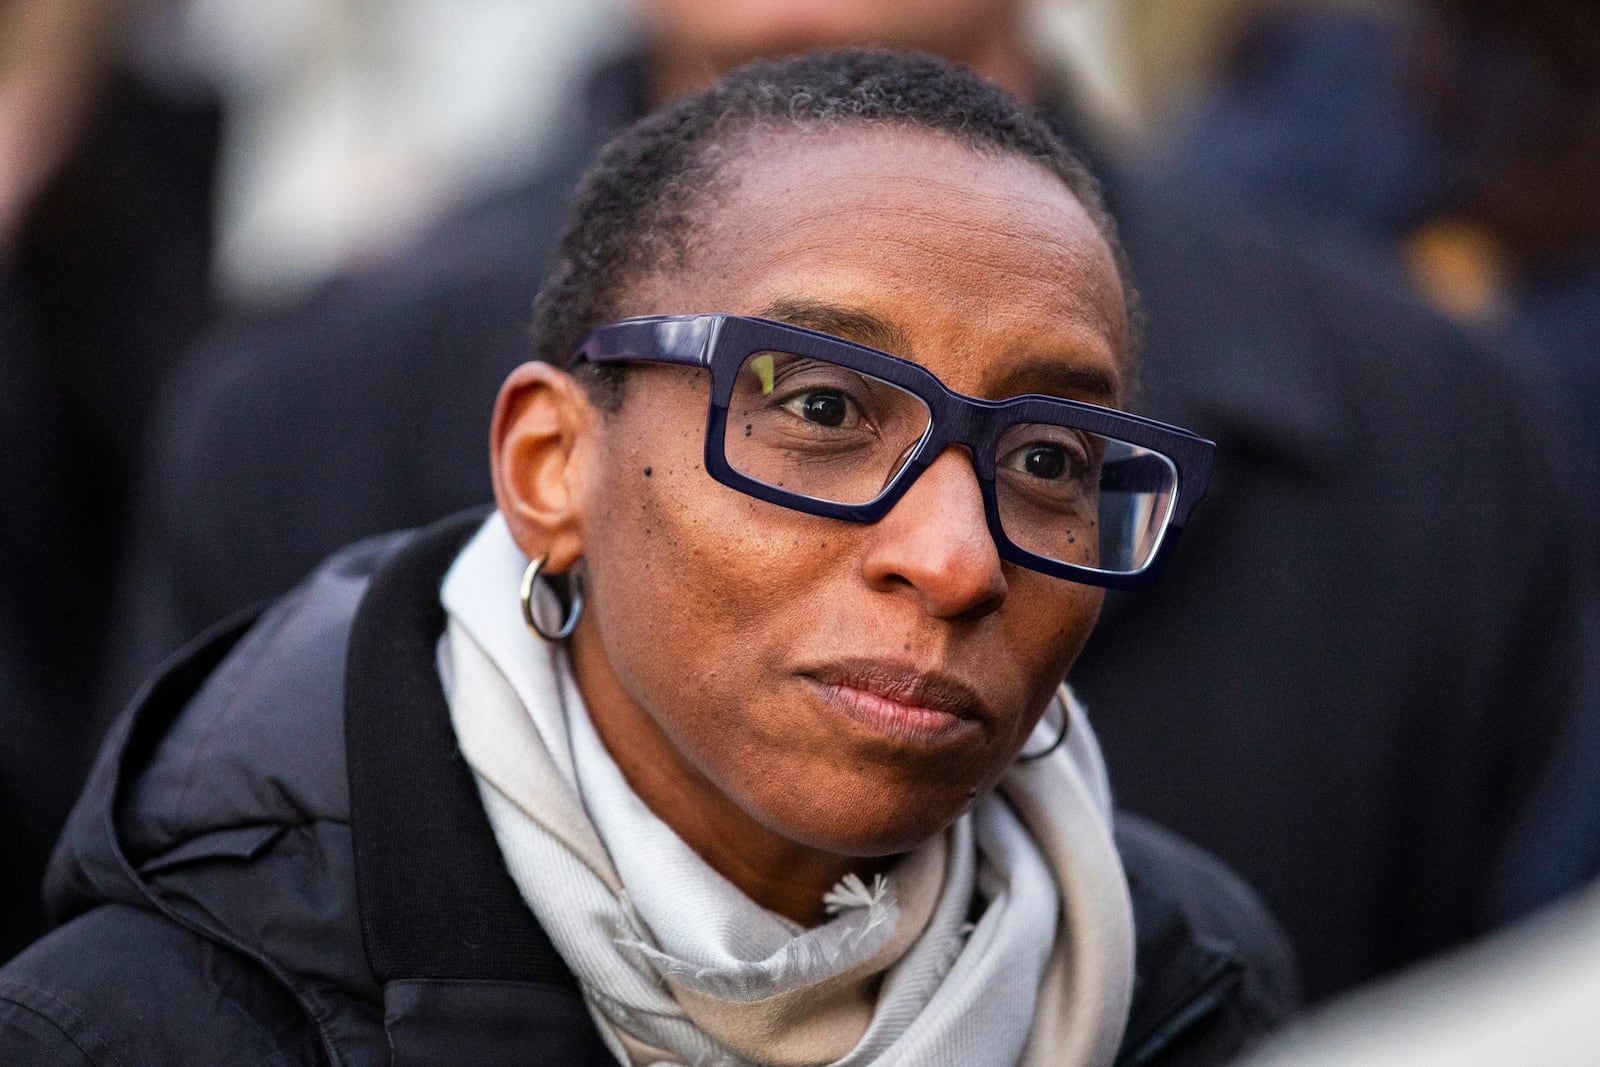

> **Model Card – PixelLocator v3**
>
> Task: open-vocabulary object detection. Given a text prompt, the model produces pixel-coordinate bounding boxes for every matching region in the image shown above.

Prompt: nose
[860,445,1007,619]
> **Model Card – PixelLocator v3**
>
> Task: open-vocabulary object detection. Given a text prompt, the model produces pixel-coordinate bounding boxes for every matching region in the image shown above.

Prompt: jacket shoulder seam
[0,979,127,1067]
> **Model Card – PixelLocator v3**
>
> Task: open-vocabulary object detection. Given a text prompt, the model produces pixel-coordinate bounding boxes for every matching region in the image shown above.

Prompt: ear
[490,361,595,573]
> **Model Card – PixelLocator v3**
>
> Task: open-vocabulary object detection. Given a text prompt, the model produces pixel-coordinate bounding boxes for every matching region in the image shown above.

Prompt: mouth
[799,659,990,745]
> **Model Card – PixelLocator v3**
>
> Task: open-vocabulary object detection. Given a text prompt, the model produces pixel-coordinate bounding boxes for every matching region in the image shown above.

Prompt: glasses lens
[723,350,932,505]
[994,424,1177,574]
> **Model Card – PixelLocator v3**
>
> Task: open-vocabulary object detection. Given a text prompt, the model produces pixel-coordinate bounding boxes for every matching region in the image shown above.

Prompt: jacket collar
[345,510,562,987]
[344,508,616,1065]
[43,610,261,929]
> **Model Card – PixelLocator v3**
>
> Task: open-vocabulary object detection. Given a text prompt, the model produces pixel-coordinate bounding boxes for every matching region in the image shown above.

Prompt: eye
[1021,444,1067,480]
[1002,440,1087,481]
[782,389,858,428]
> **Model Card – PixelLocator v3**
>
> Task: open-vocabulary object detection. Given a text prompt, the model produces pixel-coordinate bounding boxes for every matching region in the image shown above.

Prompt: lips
[800,659,990,744]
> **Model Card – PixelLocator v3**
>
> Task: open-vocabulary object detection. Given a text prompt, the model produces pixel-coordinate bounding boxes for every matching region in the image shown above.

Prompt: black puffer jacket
[1,513,1295,1066]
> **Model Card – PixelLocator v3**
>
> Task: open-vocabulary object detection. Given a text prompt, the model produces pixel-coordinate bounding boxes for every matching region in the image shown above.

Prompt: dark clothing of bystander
[0,72,222,960]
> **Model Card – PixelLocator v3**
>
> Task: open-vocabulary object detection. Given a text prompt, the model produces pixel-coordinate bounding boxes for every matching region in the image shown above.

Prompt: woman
[0,50,1293,1066]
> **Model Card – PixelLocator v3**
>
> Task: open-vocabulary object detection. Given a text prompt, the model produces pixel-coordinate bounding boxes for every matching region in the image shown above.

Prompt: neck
[631,762,895,926]
[646,18,1042,110]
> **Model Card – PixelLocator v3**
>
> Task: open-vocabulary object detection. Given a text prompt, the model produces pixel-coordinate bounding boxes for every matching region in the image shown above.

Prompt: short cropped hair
[531,48,1132,406]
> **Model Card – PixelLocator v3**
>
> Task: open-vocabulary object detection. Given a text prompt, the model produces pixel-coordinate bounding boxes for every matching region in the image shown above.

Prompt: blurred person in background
[0,0,628,967]
[95,0,1597,1002]
[1176,0,1600,521]
[1172,0,1600,925]
[0,278,79,963]
[0,0,222,960]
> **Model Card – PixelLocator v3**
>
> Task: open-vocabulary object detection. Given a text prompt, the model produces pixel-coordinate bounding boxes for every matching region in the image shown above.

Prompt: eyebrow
[754,297,1122,404]
[754,298,914,357]
[991,357,1122,406]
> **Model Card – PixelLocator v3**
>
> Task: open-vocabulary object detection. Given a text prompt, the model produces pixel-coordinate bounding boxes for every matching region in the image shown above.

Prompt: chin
[757,779,980,859]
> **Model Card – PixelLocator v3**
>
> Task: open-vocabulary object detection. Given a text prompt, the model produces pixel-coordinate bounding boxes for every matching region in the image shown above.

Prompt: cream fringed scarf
[438,515,1135,1067]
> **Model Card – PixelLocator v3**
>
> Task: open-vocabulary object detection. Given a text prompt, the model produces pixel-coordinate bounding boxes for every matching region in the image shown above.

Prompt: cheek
[578,429,819,724]
[1007,576,1104,712]
[571,410,1109,856]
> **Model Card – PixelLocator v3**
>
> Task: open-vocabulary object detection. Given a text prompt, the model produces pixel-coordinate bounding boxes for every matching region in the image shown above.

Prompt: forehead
[621,124,1129,403]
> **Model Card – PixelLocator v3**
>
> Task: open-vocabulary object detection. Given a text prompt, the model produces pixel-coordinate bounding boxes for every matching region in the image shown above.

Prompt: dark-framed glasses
[569,314,1214,589]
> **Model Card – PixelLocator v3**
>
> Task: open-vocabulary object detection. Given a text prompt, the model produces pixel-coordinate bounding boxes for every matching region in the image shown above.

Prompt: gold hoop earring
[519,555,584,641]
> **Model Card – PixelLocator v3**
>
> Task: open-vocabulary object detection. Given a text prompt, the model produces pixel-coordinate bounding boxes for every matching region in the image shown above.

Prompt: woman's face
[553,126,1127,873]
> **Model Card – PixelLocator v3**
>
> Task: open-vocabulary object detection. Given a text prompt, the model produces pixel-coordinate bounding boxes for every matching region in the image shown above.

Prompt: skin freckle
[644,467,653,477]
